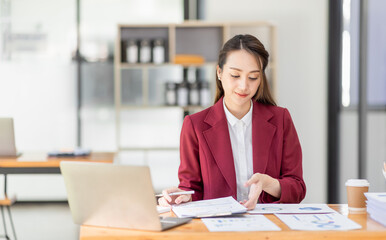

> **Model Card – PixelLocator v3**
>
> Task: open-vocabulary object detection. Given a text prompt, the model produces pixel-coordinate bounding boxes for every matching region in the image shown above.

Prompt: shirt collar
[223,99,253,127]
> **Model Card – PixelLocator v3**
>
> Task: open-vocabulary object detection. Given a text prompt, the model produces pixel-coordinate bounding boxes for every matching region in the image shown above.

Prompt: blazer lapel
[252,102,277,174]
[203,98,237,194]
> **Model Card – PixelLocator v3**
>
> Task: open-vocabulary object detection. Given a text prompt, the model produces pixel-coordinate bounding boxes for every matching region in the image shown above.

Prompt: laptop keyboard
[160,217,192,230]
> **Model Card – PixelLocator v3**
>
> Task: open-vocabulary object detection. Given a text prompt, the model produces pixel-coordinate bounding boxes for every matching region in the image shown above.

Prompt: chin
[233,96,251,105]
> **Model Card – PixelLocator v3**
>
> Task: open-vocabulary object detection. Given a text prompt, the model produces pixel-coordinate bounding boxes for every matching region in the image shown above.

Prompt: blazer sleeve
[274,108,306,203]
[178,115,203,201]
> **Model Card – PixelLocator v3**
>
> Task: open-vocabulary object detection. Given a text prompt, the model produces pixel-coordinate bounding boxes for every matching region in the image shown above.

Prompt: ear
[216,65,222,80]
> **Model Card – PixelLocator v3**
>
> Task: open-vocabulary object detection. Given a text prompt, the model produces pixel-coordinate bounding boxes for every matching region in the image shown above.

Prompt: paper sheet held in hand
[172,196,247,218]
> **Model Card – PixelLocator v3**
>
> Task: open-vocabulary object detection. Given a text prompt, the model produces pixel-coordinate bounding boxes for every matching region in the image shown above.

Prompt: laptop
[0,118,19,157]
[60,161,191,231]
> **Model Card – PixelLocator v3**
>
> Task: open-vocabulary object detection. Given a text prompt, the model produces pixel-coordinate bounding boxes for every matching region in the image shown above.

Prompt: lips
[235,92,249,98]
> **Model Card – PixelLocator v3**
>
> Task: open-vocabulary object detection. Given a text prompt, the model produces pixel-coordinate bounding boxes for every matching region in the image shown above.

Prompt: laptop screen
[0,118,17,157]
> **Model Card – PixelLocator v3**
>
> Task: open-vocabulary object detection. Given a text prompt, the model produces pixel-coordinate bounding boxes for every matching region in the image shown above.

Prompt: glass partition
[0,0,77,151]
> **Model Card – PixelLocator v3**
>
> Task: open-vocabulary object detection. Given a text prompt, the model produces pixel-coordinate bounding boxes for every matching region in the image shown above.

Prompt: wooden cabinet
[114,21,276,151]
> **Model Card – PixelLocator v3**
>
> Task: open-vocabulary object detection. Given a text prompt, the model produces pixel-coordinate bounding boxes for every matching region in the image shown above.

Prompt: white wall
[205,0,328,203]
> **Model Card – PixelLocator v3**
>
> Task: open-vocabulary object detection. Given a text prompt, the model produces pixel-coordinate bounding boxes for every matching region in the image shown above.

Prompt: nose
[239,77,248,90]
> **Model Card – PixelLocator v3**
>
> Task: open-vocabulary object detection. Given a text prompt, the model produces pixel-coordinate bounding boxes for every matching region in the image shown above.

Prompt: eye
[249,74,260,80]
[230,74,240,78]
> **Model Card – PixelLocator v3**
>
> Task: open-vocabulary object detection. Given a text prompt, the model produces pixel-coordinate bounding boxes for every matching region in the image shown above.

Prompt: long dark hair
[214,34,276,106]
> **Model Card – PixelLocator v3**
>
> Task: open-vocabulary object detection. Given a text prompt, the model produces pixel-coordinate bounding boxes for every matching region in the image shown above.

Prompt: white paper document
[275,213,362,231]
[202,215,281,232]
[249,204,336,214]
[365,192,386,204]
[157,205,171,214]
[172,196,247,218]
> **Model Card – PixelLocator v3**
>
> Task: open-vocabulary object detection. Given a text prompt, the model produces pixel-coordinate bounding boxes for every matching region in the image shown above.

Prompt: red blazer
[178,97,306,203]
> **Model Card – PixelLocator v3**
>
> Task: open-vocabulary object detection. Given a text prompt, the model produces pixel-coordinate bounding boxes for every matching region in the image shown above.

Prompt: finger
[159,198,170,207]
[162,186,179,202]
[245,194,258,209]
[244,187,261,210]
[245,173,261,187]
[162,189,172,202]
[244,183,262,210]
[174,194,191,204]
[158,197,171,207]
[243,198,257,210]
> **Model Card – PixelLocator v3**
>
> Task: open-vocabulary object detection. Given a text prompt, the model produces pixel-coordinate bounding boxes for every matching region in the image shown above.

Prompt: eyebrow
[229,67,260,73]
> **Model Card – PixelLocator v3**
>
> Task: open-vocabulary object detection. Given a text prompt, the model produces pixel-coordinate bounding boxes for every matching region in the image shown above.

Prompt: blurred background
[0,0,385,223]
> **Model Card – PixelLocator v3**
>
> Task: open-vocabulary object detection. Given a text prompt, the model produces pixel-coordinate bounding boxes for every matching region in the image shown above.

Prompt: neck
[224,98,251,120]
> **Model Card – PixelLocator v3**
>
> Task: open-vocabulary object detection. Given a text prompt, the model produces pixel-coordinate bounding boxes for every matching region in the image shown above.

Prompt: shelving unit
[114,21,276,152]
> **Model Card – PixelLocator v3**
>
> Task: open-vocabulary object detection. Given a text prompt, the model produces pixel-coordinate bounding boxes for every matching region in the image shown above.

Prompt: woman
[159,34,306,210]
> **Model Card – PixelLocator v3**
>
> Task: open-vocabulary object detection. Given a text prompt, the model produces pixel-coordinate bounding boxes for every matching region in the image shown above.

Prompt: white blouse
[223,100,254,201]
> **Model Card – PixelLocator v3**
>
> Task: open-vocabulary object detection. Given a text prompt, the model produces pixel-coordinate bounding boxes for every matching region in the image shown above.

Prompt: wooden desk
[0,152,114,171]
[0,152,115,197]
[79,205,386,240]
[0,152,115,240]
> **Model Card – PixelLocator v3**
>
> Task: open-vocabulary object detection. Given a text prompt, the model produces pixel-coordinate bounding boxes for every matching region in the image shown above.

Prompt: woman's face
[217,49,261,110]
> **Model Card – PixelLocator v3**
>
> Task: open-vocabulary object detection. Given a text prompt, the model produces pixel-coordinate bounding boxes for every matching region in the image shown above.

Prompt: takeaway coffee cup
[345,179,370,213]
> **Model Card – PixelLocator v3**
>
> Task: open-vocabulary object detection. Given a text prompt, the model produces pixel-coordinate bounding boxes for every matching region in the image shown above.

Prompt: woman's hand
[157,186,192,207]
[242,173,281,210]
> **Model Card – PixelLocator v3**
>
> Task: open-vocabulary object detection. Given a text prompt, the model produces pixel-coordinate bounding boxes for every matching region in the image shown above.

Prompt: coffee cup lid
[345,179,370,187]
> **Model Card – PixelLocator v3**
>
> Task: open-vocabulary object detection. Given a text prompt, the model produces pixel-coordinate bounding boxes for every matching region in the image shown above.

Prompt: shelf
[115,21,277,152]
[118,62,217,69]
[118,105,206,112]
[175,26,223,62]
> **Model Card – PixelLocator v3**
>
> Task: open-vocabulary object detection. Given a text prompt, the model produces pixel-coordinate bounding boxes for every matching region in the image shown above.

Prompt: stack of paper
[172,196,247,218]
[365,192,386,227]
